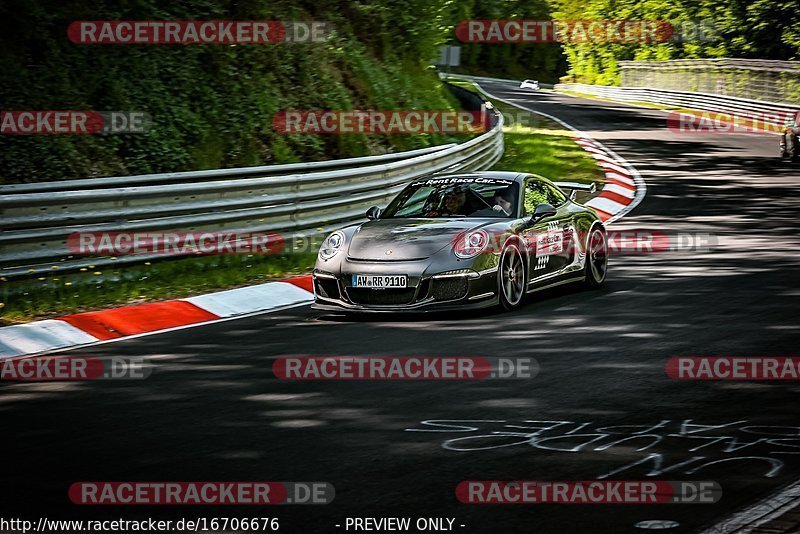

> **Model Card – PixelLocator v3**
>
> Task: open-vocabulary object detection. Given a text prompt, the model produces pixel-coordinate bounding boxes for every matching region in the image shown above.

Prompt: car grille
[346,288,417,306]
[416,278,431,300]
[430,277,469,301]
[315,279,341,300]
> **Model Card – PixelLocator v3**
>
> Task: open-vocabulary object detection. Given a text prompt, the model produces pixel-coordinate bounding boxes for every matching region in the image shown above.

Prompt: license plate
[352,275,407,288]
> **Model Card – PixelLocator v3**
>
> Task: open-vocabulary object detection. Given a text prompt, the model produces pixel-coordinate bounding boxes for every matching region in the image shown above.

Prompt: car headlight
[454,230,489,259]
[318,231,345,260]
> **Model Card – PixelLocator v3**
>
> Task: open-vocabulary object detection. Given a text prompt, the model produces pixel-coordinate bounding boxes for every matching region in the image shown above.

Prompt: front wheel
[583,227,608,289]
[498,244,526,310]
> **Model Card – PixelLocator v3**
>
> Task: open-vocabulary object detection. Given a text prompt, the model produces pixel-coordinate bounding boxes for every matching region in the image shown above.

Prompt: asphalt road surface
[3,81,800,534]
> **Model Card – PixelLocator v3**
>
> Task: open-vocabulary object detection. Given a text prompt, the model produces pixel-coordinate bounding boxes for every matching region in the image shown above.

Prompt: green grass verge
[493,120,604,186]
[0,251,317,325]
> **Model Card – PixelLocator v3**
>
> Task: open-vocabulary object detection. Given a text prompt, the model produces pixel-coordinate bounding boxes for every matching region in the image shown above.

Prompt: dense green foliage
[1,0,796,182]
[552,0,800,84]
[450,0,567,82]
[0,0,464,183]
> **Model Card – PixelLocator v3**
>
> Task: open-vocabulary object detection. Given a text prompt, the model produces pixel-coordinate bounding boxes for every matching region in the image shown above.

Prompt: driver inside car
[491,187,514,215]
[437,188,467,217]
[472,187,516,217]
[423,187,468,217]
[443,189,467,215]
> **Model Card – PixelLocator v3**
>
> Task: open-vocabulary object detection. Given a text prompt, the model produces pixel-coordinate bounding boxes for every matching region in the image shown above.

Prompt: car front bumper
[311,263,498,313]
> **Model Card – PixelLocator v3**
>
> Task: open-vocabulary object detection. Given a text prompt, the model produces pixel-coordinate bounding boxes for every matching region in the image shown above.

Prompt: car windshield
[382,177,519,218]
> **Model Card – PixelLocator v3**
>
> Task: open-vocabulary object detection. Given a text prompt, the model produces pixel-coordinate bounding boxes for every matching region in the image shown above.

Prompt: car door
[542,182,576,272]
[519,178,570,280]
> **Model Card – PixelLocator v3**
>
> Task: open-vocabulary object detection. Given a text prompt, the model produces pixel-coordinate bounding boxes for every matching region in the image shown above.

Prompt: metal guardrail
[619,58,800,73]
[617,59,800,105]
[555,83,800,126]
[0,103,504,280]
[0,146,454,194]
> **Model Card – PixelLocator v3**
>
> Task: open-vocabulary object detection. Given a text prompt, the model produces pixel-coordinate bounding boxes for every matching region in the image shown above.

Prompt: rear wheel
[583,226,608,289]
[498,244,526,310]
[789,133,800,161]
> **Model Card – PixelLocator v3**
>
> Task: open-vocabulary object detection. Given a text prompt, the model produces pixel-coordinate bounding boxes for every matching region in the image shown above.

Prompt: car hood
[347,218,490,261]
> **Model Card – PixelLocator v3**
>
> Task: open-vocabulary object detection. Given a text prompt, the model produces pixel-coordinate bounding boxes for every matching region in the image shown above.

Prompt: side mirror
[532,203,557,220]
[365,206,382,220]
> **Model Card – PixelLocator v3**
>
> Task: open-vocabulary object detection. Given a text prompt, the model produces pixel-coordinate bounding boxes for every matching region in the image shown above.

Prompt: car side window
[522,180,550,216]
[544,183,567,207]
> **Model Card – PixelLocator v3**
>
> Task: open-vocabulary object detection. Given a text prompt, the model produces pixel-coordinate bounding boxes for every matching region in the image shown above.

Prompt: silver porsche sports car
[312,171,607,312]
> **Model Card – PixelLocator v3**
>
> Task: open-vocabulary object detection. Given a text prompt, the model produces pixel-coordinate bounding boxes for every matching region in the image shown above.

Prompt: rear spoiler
[554,181,597,200]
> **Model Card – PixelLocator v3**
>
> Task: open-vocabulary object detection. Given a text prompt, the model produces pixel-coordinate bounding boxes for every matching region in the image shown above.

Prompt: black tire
[583,226,608,289]
[498,243,526,310]
[790,134,800,162]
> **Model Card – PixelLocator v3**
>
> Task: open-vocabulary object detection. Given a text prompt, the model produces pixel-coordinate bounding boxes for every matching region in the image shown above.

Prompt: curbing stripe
[0,320,100,359]
[576,142,600,150]
[281,275,315,294]
[606,179,637,191]
[0,276,314,358]
[574,138,597,145]
[583,147,609,156]
[590,153,624,165]
[602,183,636,198]
[60,301,220,340]
[589,207,614,222]
[605,172,636,184]
[606,181,637,193]
[598,161,632,175]
[183,281,314,318]
[585,196,630,214]
[599,190,634,206]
